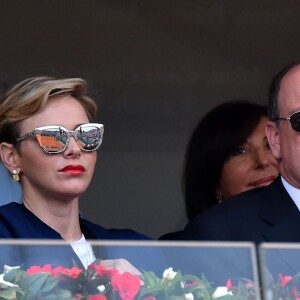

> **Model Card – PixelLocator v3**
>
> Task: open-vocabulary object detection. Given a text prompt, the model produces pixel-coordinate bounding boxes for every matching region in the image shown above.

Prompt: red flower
[293,288,299,299]
[52,266,82,278]
[88,295,107,300]
[26,264,53,275]
[279,273,292,287]
[226,279,233,289]
[185,281,197,287]
[246,282,255,288]
[111,272,141,300]
[89,264,119,277]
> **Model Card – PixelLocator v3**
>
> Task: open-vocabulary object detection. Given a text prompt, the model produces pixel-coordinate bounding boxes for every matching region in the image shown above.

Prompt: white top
[281,176,300,211]
[70,234,96,269]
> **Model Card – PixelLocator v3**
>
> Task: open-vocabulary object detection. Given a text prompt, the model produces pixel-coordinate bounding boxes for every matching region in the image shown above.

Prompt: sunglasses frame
[276,111,300,132]
[16,123,104,154]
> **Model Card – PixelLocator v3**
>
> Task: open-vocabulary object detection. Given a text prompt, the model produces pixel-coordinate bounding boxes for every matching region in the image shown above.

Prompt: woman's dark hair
[183,100,268,221]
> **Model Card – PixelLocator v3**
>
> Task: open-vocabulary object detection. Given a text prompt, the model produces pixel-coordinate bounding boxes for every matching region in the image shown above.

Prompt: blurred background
[1,0,300,238]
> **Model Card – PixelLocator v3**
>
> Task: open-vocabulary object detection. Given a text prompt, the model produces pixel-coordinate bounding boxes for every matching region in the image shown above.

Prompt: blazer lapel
[258,177,300,242]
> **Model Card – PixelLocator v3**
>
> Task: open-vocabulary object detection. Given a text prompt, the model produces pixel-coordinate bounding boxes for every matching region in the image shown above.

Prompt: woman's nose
[253,149,269,169]
[63,136,81,157]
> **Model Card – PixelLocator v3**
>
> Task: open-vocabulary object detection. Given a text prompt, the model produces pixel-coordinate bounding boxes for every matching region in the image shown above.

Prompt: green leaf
[0,289,17,299]
[54,288,73,298]
[141,271,163,287]
[40,276,59,292]
[3,269,19,284]
[27,273,50,293]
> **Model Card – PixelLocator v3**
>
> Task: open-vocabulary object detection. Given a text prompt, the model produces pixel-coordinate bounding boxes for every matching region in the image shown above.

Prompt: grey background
[1,1,300,238]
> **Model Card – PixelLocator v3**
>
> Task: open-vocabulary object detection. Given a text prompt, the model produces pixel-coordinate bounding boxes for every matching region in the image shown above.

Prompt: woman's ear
[0,142,21,175]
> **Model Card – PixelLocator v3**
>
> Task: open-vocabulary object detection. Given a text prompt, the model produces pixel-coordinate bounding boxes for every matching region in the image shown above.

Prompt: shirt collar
[281,176,300,211]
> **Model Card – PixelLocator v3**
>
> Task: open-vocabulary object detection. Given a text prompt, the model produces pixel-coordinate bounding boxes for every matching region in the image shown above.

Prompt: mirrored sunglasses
[16,123,104,154]
[277,111,300,132]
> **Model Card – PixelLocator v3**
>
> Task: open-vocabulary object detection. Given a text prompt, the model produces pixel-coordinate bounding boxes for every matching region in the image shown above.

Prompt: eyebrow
[74,123,89,128]
[52,123,88,131]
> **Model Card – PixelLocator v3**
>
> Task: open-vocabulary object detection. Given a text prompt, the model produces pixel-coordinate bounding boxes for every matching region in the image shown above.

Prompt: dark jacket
[160,176,300,280]
[0,203,152,271]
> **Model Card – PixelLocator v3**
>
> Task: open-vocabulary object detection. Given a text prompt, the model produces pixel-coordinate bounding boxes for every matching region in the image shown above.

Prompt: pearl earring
[12,170,20,182]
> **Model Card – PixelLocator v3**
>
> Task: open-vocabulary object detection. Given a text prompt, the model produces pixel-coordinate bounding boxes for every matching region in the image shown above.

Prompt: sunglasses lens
[76,125,103,151]
[36,128,68,153]
[290,112,300,132]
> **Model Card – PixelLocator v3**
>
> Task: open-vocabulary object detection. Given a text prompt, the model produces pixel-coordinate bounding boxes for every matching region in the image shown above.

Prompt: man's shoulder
[182,177,288,242]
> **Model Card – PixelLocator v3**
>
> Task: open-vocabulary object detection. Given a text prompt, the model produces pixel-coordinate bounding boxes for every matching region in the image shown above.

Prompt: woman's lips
[59,165,85,175]
[248,176,275,188]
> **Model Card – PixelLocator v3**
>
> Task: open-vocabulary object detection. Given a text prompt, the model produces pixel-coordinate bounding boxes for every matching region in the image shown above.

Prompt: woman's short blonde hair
[0,77,97,144]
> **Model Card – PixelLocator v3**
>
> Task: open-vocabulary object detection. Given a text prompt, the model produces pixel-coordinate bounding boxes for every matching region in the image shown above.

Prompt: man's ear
[0,142,21,174]
[266,120,281,160]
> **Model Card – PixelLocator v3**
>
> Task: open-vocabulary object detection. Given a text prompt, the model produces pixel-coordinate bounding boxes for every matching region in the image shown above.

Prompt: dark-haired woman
[160,100,279,240]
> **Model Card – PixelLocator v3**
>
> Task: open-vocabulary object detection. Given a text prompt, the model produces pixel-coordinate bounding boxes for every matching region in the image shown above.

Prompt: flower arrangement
[264,272,300,300]
[0,261,257,300]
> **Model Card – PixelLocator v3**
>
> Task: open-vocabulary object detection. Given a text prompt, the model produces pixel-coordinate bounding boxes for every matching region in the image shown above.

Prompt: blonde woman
[0,77,149,270]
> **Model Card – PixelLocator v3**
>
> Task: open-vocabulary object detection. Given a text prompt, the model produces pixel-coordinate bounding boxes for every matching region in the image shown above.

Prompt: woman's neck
[22,191,82,242]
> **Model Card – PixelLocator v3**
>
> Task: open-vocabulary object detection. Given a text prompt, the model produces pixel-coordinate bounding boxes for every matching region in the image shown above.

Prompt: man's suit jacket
[161,176,300,280]
[181,176,300,243]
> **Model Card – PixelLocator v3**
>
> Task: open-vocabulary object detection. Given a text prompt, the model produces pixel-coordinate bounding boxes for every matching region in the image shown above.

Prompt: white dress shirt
[281,176,300,211]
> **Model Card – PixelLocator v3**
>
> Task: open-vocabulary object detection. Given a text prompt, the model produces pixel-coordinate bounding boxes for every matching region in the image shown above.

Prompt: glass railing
[0,240,259,300]
[259,242,300,300]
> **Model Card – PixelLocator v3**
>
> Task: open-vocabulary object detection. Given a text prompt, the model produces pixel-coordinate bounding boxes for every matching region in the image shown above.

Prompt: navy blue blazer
[0,203,156,272]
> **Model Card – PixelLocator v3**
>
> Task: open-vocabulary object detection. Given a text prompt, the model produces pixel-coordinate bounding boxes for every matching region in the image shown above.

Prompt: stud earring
[12,170,20,182]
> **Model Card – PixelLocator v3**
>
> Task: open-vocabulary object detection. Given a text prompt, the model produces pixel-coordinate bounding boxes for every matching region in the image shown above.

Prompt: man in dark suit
[177,62,300,243]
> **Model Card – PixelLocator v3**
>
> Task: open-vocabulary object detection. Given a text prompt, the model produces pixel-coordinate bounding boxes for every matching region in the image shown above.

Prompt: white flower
[0,265,20,288]
[4,265,20,274]
[97,285,105,292]
[212,286,233,299]
[184,292,194,300]
[0,274,19,288]
[162,267,177,281]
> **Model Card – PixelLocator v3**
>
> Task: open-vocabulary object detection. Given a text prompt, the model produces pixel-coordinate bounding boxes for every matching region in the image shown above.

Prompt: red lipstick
[60,165,85,175]
[248,176,275,188]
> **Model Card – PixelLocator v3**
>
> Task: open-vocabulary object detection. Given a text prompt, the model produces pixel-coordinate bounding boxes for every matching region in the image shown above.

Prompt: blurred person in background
[160,100,279,240]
